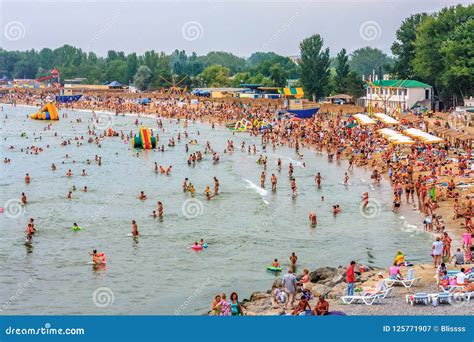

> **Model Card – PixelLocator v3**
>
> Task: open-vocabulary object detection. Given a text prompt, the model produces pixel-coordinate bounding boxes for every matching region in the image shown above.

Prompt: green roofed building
[364,79,432,113]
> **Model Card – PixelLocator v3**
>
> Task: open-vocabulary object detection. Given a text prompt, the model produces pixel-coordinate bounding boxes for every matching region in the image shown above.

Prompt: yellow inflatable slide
[30,102,59,120]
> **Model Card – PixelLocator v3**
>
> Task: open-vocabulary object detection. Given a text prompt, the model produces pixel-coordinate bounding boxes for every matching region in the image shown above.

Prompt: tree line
[301,4,473,105]
[0,4,471,104]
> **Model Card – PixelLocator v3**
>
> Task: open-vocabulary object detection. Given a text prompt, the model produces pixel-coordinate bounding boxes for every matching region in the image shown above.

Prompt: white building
[363,79,432,113]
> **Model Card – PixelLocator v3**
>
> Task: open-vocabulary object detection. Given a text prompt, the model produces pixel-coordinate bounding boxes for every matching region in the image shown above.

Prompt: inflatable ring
[191,245,203,250]
[267,266,282,272]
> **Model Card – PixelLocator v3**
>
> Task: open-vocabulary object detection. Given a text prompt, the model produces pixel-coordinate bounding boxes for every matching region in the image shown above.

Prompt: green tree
[391,13,427,79]
[349,47,393,78]
[133,65,152,91]
[199,52,246,74]
[334,48,350,93]
[269,63,288,87]
[413,4,474,103]
[197,65,230,87]
[299,34,331,101]
[345,71,365,99]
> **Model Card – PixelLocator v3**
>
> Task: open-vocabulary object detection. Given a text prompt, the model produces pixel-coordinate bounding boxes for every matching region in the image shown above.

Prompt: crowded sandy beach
[1,1,473,319]
[1,87,473,315]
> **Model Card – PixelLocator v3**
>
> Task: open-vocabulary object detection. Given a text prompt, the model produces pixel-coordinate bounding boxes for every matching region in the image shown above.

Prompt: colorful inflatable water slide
[30,102,59,120]
[132,127,157,149]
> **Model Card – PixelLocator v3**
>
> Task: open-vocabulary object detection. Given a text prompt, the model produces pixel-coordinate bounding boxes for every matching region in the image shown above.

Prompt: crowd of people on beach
[2,89,473,314]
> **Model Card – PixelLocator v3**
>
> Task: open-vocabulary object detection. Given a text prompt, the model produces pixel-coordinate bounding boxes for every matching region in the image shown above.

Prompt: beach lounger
[340,293,382,305]
[453,291,473,302]
[439,285,464,294]
[378,287,393,300]
[384,269,421,289]
[406,293,429,306]
[428,292,453,305]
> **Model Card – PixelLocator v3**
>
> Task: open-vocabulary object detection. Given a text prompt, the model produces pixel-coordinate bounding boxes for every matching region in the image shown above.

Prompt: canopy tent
[353,114,376,125]
[373,113,400,125]
[281,87,304,99]
[108,81,122,88]
[403,128,443,144]
[377,128,415,144]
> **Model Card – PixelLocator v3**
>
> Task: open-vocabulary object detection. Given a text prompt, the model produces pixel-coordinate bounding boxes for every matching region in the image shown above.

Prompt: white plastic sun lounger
[452,291,473,302]
[340,293,382,305]
[384,269,421,289]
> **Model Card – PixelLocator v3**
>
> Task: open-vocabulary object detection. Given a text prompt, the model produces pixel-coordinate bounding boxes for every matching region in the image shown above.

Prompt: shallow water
[0,105,431,314]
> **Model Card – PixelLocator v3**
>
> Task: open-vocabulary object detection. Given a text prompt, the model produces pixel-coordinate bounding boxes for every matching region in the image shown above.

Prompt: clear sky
[0,0,470,57]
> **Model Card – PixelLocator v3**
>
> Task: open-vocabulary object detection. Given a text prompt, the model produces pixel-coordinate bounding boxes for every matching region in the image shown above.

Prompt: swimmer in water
[82,169,87,176]
[152,210,157,218]
[343,173,349,186]
[90,250,106,265]
[183,178,188,192]
[72,223,81,231]
[272,259,280,267]
[132,220,138,237]
[24,173,30,183]
[315,172,321,189]
[51,163,56,171]
[83,186,88,192]
[157,201,163,217]
[213,177,219,195]
[138,191,147,200]
[361,192,369,208]
[26,223,33,242]
[309,212,317,226]
[290,252,298,268]
[66,169,73,177]
[271,173,277,191]
[188,183,196,196]
[260,171,266,188]
[291,178,297,196]
[67,191,72,199]
[204,186,214,200]
[21,192,27,205]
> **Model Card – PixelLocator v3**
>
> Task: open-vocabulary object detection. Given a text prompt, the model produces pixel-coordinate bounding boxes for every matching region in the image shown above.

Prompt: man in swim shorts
[271,174,277,191]
[132,220,138,237]
[213,177,219,195]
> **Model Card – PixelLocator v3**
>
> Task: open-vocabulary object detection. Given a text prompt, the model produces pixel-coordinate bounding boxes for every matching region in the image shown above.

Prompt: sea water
[0,105,431,314]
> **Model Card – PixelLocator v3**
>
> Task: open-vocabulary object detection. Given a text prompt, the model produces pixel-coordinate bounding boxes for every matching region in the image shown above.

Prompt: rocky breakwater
[241,266,382,315]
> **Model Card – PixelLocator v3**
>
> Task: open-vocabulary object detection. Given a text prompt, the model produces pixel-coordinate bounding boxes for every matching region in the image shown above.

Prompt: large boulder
[309,267,339,283]
[310,283,331,297]
[327,282,347,300]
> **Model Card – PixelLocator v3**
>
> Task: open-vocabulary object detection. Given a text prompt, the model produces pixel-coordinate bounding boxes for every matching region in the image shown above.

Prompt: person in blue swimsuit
[229,292,243,316]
